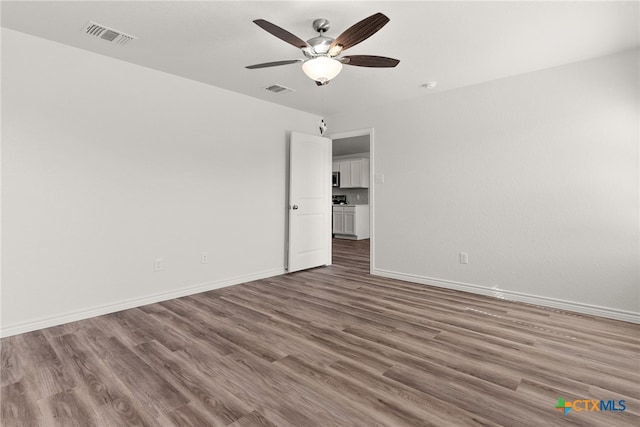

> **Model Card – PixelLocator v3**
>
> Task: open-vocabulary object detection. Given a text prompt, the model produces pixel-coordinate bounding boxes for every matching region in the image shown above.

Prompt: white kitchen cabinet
[339,161,351,187]
[332,209,344,234]
[343,209,356,235]
[335,158,369,188]
[332,161,340,172]
[332,205,369,240]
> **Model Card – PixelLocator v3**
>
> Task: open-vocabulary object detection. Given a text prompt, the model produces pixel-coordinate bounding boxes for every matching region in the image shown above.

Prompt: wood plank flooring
[2,238,639,426]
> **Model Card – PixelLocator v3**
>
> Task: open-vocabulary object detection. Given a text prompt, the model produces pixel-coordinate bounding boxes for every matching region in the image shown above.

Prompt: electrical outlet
[356,194,360,201]
[154,258,163,271]
[201,252,208,264]
[459,252,469,264]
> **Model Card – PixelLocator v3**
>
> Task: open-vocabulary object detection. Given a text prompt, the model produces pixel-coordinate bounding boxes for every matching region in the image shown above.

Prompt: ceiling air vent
[264,84,295,94]
[82,21,137,45]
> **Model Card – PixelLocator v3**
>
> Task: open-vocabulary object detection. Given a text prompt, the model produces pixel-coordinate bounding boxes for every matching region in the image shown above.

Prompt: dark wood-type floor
[2,239,639,426]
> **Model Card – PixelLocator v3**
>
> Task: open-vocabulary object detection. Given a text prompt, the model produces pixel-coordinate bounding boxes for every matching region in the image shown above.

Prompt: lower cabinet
[332,205,370,240]
[332,209,345,234]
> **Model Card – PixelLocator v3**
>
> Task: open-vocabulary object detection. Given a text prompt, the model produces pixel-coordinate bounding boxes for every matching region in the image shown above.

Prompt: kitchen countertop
[332,204,368,207]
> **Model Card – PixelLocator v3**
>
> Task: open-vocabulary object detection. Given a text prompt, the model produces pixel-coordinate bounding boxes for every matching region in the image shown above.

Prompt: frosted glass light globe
[302,57,343,83]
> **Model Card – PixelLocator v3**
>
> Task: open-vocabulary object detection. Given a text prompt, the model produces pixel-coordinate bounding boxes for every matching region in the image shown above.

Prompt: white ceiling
[2,1,638,117]
[333,135,370,156]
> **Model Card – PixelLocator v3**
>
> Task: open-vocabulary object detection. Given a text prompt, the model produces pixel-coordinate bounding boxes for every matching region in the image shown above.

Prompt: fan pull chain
[319,85,327,135]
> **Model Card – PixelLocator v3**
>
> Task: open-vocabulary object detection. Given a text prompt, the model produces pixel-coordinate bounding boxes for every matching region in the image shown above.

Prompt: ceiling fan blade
[328,13,390,55]
[340,55,400,68]
[245,59,303,69]
[253,19,308,49]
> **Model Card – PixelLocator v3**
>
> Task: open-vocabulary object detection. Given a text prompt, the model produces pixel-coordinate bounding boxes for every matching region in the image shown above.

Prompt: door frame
[327,128,375,274]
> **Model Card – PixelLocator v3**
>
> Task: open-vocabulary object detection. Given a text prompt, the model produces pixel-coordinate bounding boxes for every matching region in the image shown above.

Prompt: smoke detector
[82,21,137,45]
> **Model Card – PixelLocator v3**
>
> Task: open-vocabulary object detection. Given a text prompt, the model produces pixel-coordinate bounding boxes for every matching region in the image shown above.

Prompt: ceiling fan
[246,13,400,86]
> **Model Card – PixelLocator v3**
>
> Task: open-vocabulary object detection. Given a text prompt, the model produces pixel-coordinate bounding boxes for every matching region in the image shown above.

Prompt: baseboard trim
[372,268,640,324]
[0,268,286,338]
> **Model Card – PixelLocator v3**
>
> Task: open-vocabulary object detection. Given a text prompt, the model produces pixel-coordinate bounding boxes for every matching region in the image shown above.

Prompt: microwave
[332,172,340,187]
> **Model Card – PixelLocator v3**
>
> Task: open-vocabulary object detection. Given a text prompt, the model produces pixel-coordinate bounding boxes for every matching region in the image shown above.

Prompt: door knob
[292,205,299,210]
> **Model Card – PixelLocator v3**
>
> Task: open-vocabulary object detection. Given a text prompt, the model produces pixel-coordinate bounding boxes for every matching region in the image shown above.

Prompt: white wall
[1,29,320,336]
[327,49,639,322]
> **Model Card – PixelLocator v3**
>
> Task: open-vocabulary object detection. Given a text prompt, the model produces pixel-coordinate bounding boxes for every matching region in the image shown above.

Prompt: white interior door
[288,131,331,273]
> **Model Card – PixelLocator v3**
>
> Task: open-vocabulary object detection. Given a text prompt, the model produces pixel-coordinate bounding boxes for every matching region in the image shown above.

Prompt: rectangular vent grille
[265,84,295,94]
[83,22,137,45]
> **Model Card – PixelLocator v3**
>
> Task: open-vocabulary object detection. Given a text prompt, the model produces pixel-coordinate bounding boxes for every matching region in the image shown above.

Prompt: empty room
[1,1,639,426]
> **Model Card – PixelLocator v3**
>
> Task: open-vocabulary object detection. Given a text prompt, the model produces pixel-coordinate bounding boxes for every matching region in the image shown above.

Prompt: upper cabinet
[335,158,370,188]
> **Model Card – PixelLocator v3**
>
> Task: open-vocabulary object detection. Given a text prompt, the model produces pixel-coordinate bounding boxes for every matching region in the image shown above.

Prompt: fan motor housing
[304,19,334,58]
[304,35,334,57]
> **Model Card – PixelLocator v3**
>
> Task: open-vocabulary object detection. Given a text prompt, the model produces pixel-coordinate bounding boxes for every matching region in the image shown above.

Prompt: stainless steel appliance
[332,195,347,205]
[332,172,340,187]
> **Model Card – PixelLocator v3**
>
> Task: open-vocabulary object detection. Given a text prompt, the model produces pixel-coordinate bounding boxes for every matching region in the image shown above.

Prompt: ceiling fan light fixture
[302,56,343,83]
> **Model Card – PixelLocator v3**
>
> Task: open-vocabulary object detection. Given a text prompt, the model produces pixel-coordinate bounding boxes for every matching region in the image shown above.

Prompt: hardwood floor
[2,238,639,426]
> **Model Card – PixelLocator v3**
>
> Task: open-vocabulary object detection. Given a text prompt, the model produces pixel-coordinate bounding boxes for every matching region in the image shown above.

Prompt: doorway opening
[328,128,374,273]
